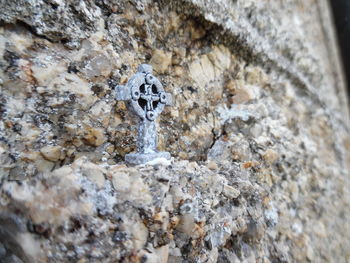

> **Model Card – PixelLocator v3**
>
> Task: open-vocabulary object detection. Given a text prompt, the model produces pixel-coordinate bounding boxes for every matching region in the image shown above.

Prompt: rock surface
[0,0,350,262]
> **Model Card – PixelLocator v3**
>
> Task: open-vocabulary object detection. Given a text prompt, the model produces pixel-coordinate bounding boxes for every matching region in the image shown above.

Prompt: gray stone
[0,243,6,258]
[0,0,101,47]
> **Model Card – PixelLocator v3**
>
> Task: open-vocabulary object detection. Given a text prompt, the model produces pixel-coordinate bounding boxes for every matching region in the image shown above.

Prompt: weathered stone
[109,167,153,206]
[40,145,63,162]
[150,49,172,74]
[0,0,349,262]
[262,149,279,164]
[206,160,218,170]
[189,54,216,89]
[0,0,101,45]
[222,184,240,199]
[82,127,106,147]
[79,160,106,189]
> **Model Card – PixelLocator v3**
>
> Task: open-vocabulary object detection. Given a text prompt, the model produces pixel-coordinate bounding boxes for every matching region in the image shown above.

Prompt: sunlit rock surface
[0,0,350,262]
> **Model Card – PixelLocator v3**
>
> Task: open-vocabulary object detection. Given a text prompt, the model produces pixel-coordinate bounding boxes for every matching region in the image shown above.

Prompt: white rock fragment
[109,168,152,206]
[139,245,169,263]
[217,104,253,124]
[207,247,219,263]
[264,203,279,227]
[207,45,231,71]
[189,54,216,89]
[177,213,196,236]
[40,145,63,162]
[80,162,106,189]
[125,218,148,251]
[222,184,240,199]
[145,157,172,166]
[263,149,279,164]
[31,60,67,86]
[150,49,172,74]
[206,160,218,170]
[17,233,44,262]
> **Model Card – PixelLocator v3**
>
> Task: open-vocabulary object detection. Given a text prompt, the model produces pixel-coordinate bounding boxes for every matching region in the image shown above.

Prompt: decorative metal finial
[115,64,172,164]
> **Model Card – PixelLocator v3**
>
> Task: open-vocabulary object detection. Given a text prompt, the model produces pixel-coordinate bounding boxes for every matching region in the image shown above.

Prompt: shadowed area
[330,0,350,93]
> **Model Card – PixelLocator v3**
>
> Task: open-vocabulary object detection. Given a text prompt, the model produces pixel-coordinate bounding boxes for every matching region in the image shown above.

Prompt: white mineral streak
[144,157,172,166]
[216,104,252,124]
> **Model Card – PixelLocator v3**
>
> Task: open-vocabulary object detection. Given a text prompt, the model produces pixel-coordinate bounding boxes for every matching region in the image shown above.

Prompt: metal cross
[115,64,172,164]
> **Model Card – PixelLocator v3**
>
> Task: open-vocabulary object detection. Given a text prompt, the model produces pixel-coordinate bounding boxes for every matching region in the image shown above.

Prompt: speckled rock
[0,0,350,262]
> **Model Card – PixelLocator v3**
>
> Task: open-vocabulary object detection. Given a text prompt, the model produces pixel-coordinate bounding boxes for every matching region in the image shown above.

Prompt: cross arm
[165,93,172,106]
[115,85,131,101]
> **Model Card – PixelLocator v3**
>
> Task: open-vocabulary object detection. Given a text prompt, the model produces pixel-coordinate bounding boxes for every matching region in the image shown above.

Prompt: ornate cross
[115,64,172,164]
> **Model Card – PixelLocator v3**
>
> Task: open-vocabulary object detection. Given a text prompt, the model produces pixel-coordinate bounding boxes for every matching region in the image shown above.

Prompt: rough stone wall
[0,0,349,262]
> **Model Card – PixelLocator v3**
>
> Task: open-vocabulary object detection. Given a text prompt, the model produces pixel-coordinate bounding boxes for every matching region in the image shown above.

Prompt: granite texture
[0,0,349,262]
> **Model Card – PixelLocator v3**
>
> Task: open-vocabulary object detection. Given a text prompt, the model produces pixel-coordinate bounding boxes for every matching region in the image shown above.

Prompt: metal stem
[137,119,157,153]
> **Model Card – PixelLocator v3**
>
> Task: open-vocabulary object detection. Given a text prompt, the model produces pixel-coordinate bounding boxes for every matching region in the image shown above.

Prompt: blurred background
[331,0,350,94]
